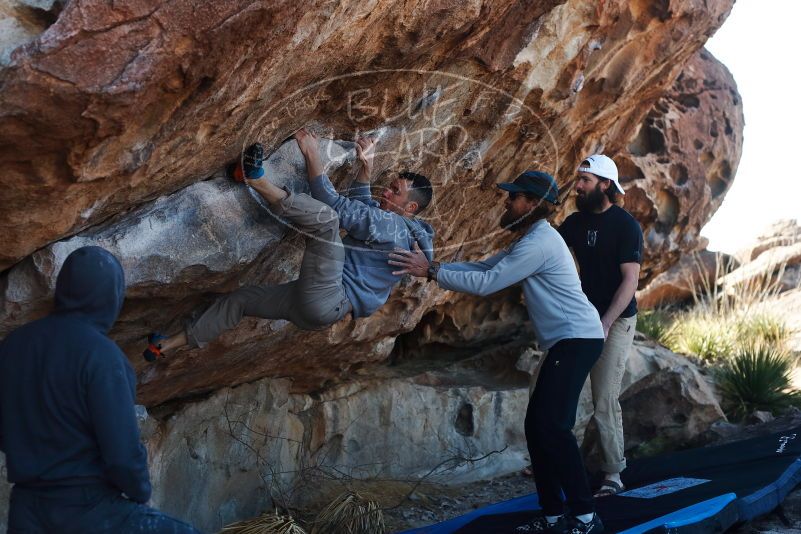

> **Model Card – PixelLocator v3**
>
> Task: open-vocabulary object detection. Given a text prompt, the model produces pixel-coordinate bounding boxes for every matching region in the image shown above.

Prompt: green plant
[637,310,671,343]
[664,313,739,361]
[715,343,801,421]
[629,435,674,459]
[737,314,790,347]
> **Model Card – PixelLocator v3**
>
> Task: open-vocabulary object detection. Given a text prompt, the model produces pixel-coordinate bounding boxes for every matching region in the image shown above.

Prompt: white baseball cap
[578,154,625,195]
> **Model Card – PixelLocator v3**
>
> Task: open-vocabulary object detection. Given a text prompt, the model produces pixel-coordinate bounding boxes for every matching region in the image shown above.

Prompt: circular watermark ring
[234,67,562,255]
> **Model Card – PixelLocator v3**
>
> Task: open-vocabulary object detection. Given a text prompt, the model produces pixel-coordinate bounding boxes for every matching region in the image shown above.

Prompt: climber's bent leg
[272,191,351,327]
[184,282,298,348]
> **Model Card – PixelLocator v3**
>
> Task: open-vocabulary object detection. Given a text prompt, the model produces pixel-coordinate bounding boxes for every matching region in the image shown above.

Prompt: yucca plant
[221,511,308,534]
[715,342,801,421]
[311,491,385,534]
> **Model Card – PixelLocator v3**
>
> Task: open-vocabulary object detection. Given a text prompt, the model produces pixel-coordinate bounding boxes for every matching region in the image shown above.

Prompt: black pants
[525,337,604,517]
[9,484,202,534]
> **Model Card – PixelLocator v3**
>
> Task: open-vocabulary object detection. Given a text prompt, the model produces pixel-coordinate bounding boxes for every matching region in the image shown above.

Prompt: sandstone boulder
[736,219,801,264]
[617,365,726,455]
[637,248,739,309]
[0,43,743,405]
[720,219,801,295]
[609,50,744,283]
[0,1,744,529]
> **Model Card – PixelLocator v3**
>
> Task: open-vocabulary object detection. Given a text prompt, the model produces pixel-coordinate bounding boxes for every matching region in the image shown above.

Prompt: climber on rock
[143,128,435,360]
[389,171,606,534]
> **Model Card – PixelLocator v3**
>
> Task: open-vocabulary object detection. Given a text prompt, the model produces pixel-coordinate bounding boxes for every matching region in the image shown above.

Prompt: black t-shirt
[558,205,643,318]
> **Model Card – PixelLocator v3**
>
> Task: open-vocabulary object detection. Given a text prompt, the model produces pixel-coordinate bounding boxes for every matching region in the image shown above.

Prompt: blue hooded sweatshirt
[309,174,435,318]
[0,246,151,503]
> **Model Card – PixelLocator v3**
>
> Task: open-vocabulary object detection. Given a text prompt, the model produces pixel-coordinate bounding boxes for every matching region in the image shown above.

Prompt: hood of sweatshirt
[53,246,125,334]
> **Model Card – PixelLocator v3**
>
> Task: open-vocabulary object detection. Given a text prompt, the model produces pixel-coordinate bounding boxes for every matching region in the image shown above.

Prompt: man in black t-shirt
[558,154,643,498]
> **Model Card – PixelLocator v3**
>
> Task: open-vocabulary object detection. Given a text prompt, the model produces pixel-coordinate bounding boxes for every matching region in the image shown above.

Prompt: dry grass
[221,511,308,534]
[310,491,385,534]
[661,252,793,362]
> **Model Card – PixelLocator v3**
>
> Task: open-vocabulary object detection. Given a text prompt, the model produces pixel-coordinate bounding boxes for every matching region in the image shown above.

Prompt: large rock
[639,219,801,309]
[0,46,742,405]
[609,50,744,283]
[0,1,743,527]
[637,247,739,309]
[579,338,725,465]
[735,219,801,264]
[526,335,725,468]
[1,0,734,272]
[720,219,801,295]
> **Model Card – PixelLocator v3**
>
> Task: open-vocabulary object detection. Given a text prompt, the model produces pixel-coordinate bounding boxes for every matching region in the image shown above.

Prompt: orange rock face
[612,50,744,283]
[0,0,741,406]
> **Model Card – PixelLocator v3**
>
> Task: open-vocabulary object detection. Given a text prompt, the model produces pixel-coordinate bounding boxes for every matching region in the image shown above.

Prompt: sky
[701,1,801,254]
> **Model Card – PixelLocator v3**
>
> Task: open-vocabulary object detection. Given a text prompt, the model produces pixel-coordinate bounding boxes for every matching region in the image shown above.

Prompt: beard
[500,204,551,232]
[575,183,606,213]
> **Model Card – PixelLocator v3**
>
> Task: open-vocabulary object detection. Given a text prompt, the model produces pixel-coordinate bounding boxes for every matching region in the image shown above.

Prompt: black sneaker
[566,514,604,534]
[515,514,570,533]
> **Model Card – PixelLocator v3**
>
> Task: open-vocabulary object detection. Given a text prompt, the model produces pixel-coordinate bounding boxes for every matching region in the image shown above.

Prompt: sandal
[594,479,624,497]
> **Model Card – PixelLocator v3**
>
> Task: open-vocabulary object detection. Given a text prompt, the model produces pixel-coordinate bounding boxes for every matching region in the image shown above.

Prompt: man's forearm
[302,149,325,179]
[601,276,638,325]
[354,162,372,184]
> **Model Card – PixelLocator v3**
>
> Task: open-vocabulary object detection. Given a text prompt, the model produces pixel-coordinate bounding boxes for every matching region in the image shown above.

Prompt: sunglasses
[507,191,531,201]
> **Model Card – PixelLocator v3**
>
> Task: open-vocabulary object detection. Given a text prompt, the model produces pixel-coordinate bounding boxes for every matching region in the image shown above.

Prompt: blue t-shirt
[558,205,643,318]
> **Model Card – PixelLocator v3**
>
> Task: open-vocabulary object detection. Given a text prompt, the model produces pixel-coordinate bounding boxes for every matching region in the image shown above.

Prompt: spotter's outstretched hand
[388,242,429,277]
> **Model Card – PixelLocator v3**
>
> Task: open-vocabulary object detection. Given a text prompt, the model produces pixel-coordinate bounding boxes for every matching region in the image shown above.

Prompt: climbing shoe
[226,142,265,182]
[143,332,167,362]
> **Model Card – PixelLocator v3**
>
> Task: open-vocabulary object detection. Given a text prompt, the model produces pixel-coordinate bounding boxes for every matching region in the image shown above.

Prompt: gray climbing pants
[186,191,351,347]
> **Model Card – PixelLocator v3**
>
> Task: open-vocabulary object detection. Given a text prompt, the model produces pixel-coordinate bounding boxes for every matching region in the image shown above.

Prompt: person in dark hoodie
[144,129,435,360]
[0,246,200,533]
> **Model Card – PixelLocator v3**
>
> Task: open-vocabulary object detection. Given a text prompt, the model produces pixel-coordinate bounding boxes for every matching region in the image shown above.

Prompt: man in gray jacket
[389,171,605,534]
[145,129,434,359]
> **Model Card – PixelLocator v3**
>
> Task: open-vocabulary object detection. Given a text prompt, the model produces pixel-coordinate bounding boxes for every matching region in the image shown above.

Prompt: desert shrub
[637,310,671,343]
[664,308,790,362]
[715,342,801,421]
[736,313,790,347]
[664,313,739,361]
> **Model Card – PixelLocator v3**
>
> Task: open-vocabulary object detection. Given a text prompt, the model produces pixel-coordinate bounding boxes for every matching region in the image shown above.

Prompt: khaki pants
[590,314,637,474]
[186,191,351,347]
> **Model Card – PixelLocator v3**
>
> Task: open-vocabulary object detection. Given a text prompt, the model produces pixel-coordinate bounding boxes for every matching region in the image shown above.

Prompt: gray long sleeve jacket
[309,174,435,318]
[437,219,603,349]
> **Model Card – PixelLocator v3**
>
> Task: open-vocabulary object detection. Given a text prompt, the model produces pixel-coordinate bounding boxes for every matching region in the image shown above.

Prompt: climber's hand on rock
[294,128,319,156]
[355,136,376,170]
[295,128,324,178]
[388,242,429,278]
